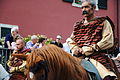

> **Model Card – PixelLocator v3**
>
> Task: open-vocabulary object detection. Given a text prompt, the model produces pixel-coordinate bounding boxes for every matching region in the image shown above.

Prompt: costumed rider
[68,0,118,80]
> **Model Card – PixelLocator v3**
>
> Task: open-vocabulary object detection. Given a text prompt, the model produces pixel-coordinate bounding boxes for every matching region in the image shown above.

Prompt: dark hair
[38,38,46,43]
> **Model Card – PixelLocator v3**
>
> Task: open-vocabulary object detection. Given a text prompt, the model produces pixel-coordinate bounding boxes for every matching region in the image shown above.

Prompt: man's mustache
[82,11,88,15]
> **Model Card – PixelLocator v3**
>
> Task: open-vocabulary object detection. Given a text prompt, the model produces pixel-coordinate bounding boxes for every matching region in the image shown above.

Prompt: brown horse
[12,44,89,80]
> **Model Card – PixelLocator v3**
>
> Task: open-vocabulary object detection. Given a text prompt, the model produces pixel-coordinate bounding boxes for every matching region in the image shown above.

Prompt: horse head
[12,52,49,80]
[26,58,49,80]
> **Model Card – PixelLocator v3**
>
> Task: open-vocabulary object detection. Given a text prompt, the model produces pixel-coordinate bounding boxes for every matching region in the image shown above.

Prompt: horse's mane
[26,44,88,80]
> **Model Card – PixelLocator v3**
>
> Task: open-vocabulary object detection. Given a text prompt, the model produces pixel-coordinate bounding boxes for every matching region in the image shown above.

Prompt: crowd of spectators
[0,27,72,54]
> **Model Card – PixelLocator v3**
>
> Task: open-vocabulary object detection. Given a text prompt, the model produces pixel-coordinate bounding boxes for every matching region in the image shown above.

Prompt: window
[98,0,107,9]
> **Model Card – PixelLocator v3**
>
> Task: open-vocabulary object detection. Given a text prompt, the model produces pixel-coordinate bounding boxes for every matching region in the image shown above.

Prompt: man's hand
[8,46,12,49]
[9,67,15,73]
[73,48,83,56]
[34,43,39,46]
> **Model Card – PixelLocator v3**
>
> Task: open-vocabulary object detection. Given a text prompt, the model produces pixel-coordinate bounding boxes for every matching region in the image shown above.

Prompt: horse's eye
[41,74,45,78]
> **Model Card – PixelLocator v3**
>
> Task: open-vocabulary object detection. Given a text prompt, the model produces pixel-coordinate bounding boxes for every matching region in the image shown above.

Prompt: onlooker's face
[56,38,62,43]
[16,39,24,50]
[81,2,95,18]
[32,39,38,44]
[12,30,19,36]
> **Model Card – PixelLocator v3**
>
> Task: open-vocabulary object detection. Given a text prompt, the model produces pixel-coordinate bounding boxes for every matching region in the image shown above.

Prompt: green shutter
[1,27,11,38]
[63,0,73,3]
[98,0,107,9]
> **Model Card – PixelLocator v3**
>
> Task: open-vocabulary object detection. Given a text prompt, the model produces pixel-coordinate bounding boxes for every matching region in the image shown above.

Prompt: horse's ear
[12,54,28,60]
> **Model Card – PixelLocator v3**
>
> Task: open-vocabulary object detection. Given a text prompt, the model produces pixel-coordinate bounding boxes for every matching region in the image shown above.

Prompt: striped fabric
[72,17,115,71]
[73,17,105,47]
[91,52,115,72]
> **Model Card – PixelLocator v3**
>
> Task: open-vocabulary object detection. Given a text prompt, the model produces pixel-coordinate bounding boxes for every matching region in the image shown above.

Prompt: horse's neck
[74,57,82,63]
[47,57,88,80]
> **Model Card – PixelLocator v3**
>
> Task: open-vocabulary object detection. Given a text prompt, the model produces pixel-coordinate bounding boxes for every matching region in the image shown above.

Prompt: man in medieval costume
[68,0,118,80]
[7,39,31,80]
